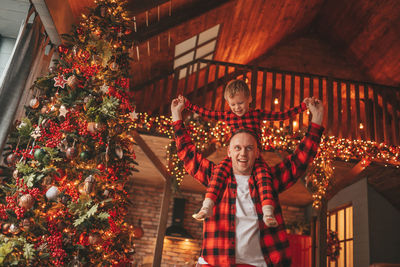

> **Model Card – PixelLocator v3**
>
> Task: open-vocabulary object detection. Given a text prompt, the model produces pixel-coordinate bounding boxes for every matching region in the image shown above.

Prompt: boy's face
[226,92,251,117]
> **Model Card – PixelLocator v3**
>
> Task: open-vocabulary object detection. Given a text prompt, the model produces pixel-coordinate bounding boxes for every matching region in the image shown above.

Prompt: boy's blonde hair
[224,79,250,100]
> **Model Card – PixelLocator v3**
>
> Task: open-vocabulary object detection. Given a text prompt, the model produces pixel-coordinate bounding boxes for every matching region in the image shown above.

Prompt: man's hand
[305,97,324,125]
[171,97,185,122]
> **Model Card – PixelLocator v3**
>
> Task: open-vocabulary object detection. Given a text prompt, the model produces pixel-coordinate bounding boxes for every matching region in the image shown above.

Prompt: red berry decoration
[58,44,69,54]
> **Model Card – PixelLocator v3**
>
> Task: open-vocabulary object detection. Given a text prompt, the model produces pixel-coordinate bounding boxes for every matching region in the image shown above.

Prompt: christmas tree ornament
[17,121,28,130]
[21,218,32,231]
[87,122,97,133]
[92,55,103,65]
[2,223,10,234]
[94,122,105,132]
[13,169,19,179]
[34,148,46,161]
[9,223,21,235]
[115,145,123,159]
[6,153,18,165]
[57,138,68,152]
[70,256,83,267]
[88,232,102,245]
[67,75,78,89]
[97,163,105,172]
[29,98,40,109]
[46,186,59,201]
[31,126,42,139]
[79,151,90,161]
[18,194,35,209]
[100,83,109,93]
[132,219,144,239]
[59,105,69,117]
[66,147,78,159]
[53,74,68,88]
[40,105,48,114]
[110,62,119,71]
[48,66,56,73]
[58,44,69,54]
[84,175,95,194]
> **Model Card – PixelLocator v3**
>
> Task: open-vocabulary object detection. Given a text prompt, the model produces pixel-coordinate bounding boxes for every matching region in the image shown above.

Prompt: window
[173,24,220,79]
[327,204,353,267]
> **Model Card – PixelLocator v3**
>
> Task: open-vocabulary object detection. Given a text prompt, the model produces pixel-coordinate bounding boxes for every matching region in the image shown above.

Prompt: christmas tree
[0,0,139,265]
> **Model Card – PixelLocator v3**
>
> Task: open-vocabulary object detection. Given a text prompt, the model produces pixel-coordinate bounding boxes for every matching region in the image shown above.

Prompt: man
[171,97,324,266]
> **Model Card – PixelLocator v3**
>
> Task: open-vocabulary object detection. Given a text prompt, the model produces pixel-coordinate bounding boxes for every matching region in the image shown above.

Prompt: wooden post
[299,76,304,130]
[355,84,361,140]
[289,75,295,132]
[251,66,258,109]
[131,131,172,266]
[280,74,285,128]
[327,78,334,136]
[211,64,220,110]
[311,215,317,267]
[318,200,327,267]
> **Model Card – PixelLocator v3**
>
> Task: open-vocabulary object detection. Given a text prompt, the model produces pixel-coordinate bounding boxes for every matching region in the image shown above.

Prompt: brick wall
[129,183,305,267]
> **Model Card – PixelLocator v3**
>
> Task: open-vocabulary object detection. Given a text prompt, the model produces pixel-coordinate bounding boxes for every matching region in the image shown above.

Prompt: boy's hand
[178,95,188,105]
[171,98,185,122]
[307,97,324,125]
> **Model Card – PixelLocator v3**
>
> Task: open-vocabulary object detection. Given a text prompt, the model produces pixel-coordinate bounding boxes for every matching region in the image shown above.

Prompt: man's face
[226,92,251,117]
[227,132,259,175]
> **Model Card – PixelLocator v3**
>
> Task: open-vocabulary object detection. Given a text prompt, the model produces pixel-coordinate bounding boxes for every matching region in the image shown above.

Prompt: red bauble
[97,164,105,172]
[58,44,69,54]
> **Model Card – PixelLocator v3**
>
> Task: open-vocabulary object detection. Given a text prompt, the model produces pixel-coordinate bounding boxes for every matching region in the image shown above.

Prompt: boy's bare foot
[192,207,212,221]
[263,214,278,227]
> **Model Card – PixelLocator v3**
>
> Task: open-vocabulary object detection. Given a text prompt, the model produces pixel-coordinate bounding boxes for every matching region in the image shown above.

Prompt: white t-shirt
[198,174,267,267]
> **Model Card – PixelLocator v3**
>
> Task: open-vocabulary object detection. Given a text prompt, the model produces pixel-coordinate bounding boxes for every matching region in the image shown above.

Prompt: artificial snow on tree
[0,0,139,265]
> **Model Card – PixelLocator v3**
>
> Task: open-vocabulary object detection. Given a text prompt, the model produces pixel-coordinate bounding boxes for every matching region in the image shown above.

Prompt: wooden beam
[152,174,172,267]
[32,0,62,45]
[132,131,170,181]
[132,0,229,44]
[127,0,170,16]
[318,200,327,267]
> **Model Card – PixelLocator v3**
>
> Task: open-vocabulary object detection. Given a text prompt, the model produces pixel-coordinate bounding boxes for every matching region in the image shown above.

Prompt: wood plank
[132,0,230,44]
[382,91,390,144]
[346,82,351,139]
[373,86,381,142]
[327,78,334,136]
[318,200,327,267]
[270,72,276,127]
[318,77,323,100]
[337,81,342,138]
[355,84,361,140]
[261,71,267,111]
[202,64,211,105]
[192,61,201,104]
[364,85,371,141]
[127,0,170,16]
[222,65,229,111]
[152,174,172,267]
[309,76,314,97]
[289,75,295,132]
[211,64,220,110]
[390,95,399,145]
[251,66,258,109]
[280,73,285,128]
[171,68,180,101]
[182,65,191,96]
[299,76,304,130]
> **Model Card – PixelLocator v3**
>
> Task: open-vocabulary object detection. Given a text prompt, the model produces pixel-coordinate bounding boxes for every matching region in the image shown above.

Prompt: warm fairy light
[132,112,400,209]
[359,123,364,129]
[274,98,279,105]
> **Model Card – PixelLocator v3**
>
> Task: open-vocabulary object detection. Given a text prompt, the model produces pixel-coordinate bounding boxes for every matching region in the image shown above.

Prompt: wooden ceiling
[58,0,400,87]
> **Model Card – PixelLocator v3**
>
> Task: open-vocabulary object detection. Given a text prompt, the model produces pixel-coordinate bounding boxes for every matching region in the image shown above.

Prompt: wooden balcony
[133,59,400,146]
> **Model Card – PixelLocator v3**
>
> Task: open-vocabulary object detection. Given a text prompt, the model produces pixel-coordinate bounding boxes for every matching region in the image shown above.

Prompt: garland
[327,230,340,261]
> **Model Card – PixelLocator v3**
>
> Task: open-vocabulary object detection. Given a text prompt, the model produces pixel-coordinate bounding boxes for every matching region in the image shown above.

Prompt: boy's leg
[193,157,231,220]
[254,158,278,227]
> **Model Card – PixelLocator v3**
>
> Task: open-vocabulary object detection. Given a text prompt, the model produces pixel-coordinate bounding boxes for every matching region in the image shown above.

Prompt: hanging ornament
[99,83,109,93]
[59,105,69,117]
[97,163,105,172]
[34,148,46,161]
[9,224,21,235]
[57,44,69,54]
[29,98,40,109]
[40,105,48,114]
[2,223,10,234]
[115,145,123,159]
[18,194,35,209]
[88,232,102,245]
[67,75,78,89]
[13,169,19,179]
[46,186,59,201]
[57,139,68,152]
[79,151,90,161]
[6,153,18,165]
[31,126,42,139]
[109,62,119,71]
[94,122,105,132]
[54,74,68,88]
[129,110,138,121]
[66,147,78,159]
[48,66,56,73]
[132,219,144,239]
[21,218,32,231]
[70,255,83,267]
[84,175,95,194]
[87,122,97,134]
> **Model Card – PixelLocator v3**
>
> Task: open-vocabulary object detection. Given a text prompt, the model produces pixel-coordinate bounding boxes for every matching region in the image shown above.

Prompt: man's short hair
[224,79,250,100]
[229,128,259,149]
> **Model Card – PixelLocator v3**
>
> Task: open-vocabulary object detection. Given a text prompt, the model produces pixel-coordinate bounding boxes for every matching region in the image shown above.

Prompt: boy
[180,79,308,227]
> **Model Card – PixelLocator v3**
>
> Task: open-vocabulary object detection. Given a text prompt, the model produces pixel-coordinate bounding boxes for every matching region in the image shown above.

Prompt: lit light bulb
[274,98,279,105]
[359,123,364,129]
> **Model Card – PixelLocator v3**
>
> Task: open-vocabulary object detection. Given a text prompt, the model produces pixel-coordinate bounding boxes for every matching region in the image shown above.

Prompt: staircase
[132,59,400,146]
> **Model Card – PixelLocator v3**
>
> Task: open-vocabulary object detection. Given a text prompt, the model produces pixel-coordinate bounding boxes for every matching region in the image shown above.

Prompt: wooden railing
[133,59,400,146]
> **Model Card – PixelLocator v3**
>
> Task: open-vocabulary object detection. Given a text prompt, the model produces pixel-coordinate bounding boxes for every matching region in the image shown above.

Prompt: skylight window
[174,24,220,79]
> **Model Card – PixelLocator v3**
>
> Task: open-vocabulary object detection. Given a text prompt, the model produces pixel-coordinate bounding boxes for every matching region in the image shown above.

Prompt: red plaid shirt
[173,120,323,266]
[185,101,307,140]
